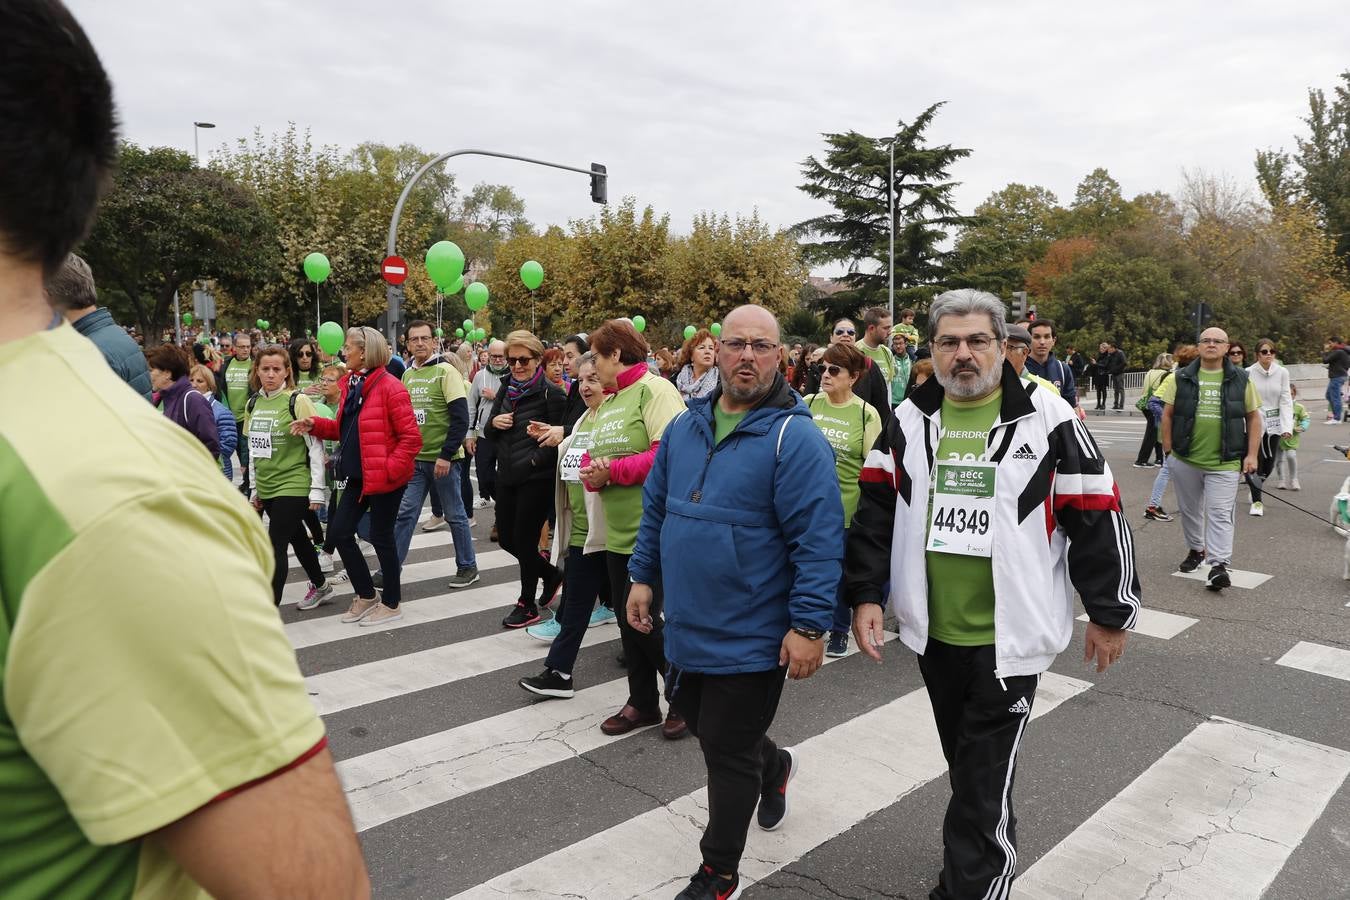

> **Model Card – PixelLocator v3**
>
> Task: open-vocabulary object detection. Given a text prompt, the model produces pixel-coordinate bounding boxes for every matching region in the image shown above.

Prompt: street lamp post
[888,136,895,324]
[193,121,215,166]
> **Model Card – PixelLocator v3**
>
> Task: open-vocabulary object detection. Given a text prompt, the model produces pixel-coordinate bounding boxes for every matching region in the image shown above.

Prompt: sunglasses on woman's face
[1258,348,1274,356]
[507,355,536,367]
[834,328,855,336]
[299,350,313,357]
[1229,350,1245,357]
[821,363,847,377]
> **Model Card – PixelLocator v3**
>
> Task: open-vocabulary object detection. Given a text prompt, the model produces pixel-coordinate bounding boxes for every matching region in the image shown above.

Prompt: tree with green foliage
[80,143,276,345]
[1068,168,1138,236]
[794,103,974,321]
[449,183,532,270]
[952,183,1064,295]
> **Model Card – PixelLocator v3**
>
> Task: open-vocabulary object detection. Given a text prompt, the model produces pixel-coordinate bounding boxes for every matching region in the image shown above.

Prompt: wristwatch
[791,626,826,641]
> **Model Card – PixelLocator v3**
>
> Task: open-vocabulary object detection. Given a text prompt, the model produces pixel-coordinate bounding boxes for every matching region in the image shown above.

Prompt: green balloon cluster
[454,327,465,338]
[462,318,474,333]
[465,282,489,311]
[445,274,464,295]
[256,318,271,330]
[303,252,331,284]
[632,315,646,333]
[710,322,722,337]
[425,241,466,290]
[317,320,344,355]
[182,312,193,326]
[519,260,544,291]
[434,327,444,338]
[683,325,697,340]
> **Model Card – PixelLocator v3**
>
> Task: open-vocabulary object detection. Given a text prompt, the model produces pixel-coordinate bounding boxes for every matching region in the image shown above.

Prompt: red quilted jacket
[311,367,421,495]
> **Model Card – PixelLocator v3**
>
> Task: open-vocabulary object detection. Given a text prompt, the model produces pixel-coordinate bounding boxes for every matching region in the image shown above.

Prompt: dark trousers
[302,507,324,545]
[261,495,325,604]
[1094,384,1107,409]
[328,478,406,607]
[1134,410,1164,466]
[234,417,251,495]
[496,479,560,608]
[667,665,787,875]
[545,546,606,674]
[460,453,474,511]
[1111,374,1125,409]
[476,440,497,501]
[1249,432,1281,503]
[608,550,666,713]
[918,640,1039,900]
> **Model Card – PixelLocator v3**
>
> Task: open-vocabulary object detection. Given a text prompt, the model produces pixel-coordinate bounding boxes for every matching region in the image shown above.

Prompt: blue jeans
[394,459,477,571]
[1328,376,1345,421]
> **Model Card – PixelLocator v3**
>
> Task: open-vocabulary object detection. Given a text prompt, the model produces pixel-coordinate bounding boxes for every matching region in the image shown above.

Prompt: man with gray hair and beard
[628,304,843,900]
[845,289,1141,899]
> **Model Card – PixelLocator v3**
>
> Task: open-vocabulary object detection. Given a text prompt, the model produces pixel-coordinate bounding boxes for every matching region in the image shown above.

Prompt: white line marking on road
[306,627,618,716]
[281,549,516,605]
[1276,641,1350,683]
[449,673,1093,900]
[287,580,530,649]
[1171,568,1272,589]
[1076,608,1198,640]
[340,636,895,832]
[1013,717,1350,899]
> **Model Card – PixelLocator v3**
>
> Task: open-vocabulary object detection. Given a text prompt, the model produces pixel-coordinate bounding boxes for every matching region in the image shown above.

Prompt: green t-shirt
[1156,369,1260,471]
[0,325,324,900]
[565,415,596,548]
[223,356,252,420]
[295,369,318,391]
[590,372,686,555]
[713,404,747,445]
[857,341,897,385]
[245,390,318,499]
[892,354,912,405]
[803,393,882,527]
[1281,402,1310,451]
[926,388,1002,646]
[403,360,468,463]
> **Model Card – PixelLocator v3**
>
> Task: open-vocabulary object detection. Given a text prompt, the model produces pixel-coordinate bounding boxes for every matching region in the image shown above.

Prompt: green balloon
[632,315,646,333]
[303,252,331,284]
[465,282,489,311]
[256,319,265,329]
[455,327,465,338]
[519,260,544,291]
[463,318,475,333]
[446,275,464,295]
[425,241,465,290]
[710,322,721,337]
[683,325,696,341]
[317,320,344,355]
[261,320,270,330]
[182,312,193,326]
[434,327,444,338]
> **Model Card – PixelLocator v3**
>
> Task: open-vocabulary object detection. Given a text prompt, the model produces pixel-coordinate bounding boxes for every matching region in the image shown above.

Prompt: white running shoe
[329,570,350,585]
[318,551,334,573]
[298,581,334,611]
[1249,501,1264,517]
[1290,479,1301,491]
[474,496,492,509]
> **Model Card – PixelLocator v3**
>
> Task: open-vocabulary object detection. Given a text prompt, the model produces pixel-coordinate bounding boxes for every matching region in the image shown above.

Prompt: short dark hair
[590,319,648,365]
[862,306,891,329]
[0,1,118,277]
[562,333,589,353]
[822,341,867,376]
[404,319,433,339]
[899,308,916,318]
[144,344,189,380]
[1025,318,1056,338]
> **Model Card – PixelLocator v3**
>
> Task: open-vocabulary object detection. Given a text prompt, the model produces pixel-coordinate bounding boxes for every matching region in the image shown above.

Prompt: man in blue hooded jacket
[628,304,843,900]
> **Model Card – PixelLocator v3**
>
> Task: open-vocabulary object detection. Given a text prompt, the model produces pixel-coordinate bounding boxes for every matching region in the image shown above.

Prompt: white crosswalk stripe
[1276,641,1350,683]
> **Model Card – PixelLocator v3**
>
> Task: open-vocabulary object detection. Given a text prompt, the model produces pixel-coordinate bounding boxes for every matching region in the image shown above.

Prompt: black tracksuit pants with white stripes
[918,640,1039,900]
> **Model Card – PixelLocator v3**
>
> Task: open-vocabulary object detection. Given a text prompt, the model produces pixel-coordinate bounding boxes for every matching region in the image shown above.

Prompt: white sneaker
[340,596,380,623]
[1290,479,1302,491]
[421,515,447,532]
[1275,480,1288,491]
[474,497,492,509]
[318,551,334,573]
[329,570,350,585]
[1250,501,1264,517]
[360,603,404,626]
[298,580,334,611]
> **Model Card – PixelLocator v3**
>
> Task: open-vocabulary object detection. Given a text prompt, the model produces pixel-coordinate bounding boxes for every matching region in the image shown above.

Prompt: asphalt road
[285,388,1350,900]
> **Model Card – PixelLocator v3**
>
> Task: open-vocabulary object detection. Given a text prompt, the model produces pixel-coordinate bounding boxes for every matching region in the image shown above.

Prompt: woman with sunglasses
[289,336,322,395]
[1227,342,1248,367]
[486,330,567,628]
[801,342,882,658]
[1244,338,1293,516]
[582,318,689,739]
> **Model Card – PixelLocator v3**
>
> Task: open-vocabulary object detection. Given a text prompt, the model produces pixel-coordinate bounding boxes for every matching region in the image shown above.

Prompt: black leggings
[495,479,560,608]
[261,495,325,605]
[608,550,667,714]
[302,508,324,545]
[1134,410,1164,466]
[1249,432,1281,503]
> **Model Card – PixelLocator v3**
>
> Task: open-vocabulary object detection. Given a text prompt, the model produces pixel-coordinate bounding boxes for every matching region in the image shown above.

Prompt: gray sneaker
[448,567,480,589]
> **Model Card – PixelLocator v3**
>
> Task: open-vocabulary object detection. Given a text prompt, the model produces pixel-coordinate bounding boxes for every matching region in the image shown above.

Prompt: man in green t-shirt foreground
[0,4,368,897]
[1158,326,1262,591]
[845,288,1140,899]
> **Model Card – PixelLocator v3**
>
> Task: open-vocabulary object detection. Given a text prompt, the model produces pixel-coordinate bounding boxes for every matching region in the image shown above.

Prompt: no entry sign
[381,255,408,286]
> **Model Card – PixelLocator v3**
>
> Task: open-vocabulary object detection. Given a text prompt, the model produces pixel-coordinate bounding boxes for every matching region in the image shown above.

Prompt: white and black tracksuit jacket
[845,363,1141,678]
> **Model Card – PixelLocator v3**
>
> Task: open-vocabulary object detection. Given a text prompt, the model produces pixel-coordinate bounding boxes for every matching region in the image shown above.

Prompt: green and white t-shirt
[295,369,318,391]
[403,360,468,463]
[590,372,686,555]
[222,356,253,420]
[1156,369,1260,472]
[246,390,319,499]
[926,388,1002,646]
[0,325,324,900]
[857,341,897,386]
[803,393,882,527]
[564,413,597,548]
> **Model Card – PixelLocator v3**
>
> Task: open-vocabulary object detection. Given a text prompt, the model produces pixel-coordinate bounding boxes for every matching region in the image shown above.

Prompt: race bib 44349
[927,461,995,557]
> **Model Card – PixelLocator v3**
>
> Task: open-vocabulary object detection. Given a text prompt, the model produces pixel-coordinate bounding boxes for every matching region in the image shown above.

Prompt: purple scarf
[506,367,544,405]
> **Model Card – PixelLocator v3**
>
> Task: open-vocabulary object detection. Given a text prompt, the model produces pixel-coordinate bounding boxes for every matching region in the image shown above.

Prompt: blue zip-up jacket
[629,374,843,674]
[71,307,152,402]
[208,394,238,479]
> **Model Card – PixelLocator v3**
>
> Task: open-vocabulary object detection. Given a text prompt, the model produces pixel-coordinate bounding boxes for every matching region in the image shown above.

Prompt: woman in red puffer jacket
[293,326,422,627]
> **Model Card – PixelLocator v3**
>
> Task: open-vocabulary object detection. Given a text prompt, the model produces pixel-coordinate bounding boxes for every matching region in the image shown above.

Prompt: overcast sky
[71,0,1344,269]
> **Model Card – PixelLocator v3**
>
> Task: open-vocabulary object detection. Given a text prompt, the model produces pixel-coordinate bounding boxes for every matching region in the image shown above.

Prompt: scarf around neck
[506,366,543,404]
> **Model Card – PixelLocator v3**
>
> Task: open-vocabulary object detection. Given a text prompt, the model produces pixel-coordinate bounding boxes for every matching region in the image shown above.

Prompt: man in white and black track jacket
[845,289,1141,900]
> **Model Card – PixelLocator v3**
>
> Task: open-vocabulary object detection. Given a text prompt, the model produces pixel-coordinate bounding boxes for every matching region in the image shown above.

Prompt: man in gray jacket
[47,253,151,401]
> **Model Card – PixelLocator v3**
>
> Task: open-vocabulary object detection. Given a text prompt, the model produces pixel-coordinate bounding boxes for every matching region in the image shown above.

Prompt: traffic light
[1010,291,1027,319]
[590,163,607,204]
[1027,304,1037,322]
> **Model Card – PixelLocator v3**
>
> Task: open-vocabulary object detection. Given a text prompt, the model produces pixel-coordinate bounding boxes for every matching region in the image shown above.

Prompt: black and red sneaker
[501,601,540,629]
[675,864,741,900]
[756,746,798,831]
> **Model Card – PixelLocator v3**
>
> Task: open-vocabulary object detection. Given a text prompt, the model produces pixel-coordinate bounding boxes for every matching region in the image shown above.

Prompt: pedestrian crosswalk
[281,523,1349,899]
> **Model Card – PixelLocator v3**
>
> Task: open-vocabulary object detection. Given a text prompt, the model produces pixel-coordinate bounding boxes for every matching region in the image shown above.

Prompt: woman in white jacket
[1246,338,1293,516]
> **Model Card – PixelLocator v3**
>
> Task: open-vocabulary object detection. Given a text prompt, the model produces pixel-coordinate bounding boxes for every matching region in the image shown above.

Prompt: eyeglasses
[933,335,995,353]
[720,338,781,356]
[298,350,313,357]
[507,355,537,367]
[1198,338,1228,346]
[833,328,856,336]
[320,376,339,384]
[1006,343,1030,354]
[820,363,849,377]
[1258,348,1274,356]
[407,336,435,344]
